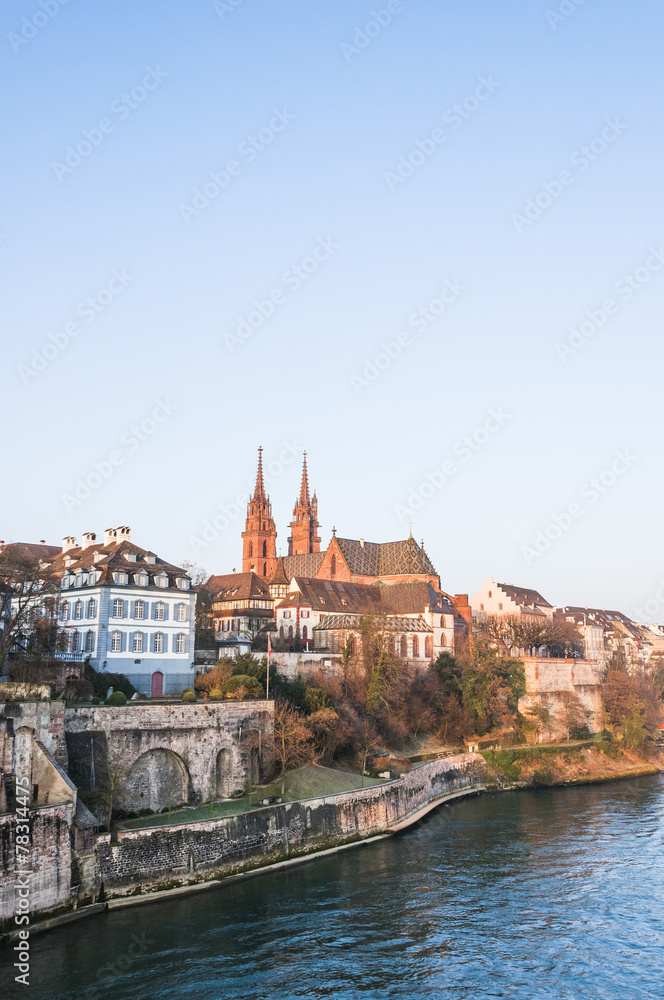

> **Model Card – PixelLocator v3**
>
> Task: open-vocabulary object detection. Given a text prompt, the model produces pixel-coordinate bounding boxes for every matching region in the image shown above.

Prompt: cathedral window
[302,625,308,640]
[330,555,336,577]
[262,541,267,558]
[249,542,253,558]
[425,635,433,658]
[412,635,419,657]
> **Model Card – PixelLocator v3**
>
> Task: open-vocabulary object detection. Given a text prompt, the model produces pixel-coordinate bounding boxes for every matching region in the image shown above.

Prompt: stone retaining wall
[96,753,485,897]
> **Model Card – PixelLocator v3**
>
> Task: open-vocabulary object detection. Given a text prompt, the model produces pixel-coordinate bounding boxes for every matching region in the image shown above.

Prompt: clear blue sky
[2,0,663,617]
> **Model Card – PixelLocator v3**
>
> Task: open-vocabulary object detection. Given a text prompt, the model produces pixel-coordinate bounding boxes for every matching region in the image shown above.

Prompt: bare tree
[475,614,582,658]
[271,700,312,794]
[0,548,63,676]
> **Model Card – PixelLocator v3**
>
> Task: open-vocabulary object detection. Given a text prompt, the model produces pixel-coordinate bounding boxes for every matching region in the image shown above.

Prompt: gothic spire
[253,446,266,501]
[298,451,310,506]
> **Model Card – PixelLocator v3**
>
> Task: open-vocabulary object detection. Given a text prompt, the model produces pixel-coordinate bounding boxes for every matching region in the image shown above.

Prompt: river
[5,774,663,999]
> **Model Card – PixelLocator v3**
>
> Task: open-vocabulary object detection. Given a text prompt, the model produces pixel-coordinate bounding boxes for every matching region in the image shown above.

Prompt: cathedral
[209,448,471,660]
[241,447,440,591]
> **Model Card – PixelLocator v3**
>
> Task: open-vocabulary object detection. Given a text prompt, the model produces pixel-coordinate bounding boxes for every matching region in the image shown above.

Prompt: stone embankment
[481,742,663,788]
[98,752,485,900]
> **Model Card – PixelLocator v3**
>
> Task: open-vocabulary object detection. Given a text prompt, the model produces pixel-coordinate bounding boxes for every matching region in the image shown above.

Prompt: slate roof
[497,583,552,608]
[207,572,271,601]
[313,614,432,633]
[48,539,189,588]
[555,606,643,640]
[378,581,452,615]
[278,577,382,614]
[268,557,290,588]
[0,541,62,561]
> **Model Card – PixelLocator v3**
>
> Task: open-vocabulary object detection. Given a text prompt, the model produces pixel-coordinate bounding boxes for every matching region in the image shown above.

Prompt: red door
[151,671,163,697]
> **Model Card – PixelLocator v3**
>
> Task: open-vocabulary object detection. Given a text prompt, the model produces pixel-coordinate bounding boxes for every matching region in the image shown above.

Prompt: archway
[216,748,231,798]
[124,748,190,813]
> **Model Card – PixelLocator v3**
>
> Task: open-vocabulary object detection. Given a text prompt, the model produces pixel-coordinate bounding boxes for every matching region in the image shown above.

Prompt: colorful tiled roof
[336,536,437,578]
[313,613,432,633]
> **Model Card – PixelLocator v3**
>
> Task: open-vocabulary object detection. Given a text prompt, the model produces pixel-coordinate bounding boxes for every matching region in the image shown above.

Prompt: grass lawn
[118,764,386,831]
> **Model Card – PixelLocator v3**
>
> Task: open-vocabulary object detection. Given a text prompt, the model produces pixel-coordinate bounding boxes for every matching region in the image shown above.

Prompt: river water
[5,774,664,1000]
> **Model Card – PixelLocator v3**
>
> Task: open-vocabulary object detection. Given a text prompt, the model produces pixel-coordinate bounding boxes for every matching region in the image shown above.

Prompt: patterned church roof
[336,536,437,578]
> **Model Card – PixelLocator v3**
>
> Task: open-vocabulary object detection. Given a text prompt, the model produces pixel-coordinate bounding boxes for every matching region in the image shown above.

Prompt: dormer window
[145,554,157,565]
[125,553,138,562]
[134,572,148,587]
[156,573,169,588]
[176,578,189,590]
[61,575,71,590]
[88,570,100,586]
[113,572,128,585]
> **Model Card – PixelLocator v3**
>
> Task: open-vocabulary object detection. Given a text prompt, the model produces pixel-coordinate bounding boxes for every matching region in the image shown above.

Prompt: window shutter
[163,604,169,621]
[130,601,136,620]
[162,633,168,653]
[129,630,135,651]
[150,632,156,653]
[151,602,156,620]
[123,600,129,618]
[121,632,127,652]
[142,631,148,652]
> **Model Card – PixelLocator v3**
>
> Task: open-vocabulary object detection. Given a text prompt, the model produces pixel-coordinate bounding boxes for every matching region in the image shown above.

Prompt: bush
[222,675,264,700]
[209,689,223,701]
[107,691,127,706]
[90,670,135,701]
[182,689,197,703]
[303,686,332,714]
[195,661,232,695]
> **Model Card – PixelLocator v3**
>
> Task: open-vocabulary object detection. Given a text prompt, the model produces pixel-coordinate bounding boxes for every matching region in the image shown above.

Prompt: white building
[275,577,455,660]
[471,578,554,620]
[49,527,196,696]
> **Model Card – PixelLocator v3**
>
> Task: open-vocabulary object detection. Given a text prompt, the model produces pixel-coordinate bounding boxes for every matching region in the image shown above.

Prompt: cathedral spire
[253,446,266,501]
[298,452,310,506]
[242,446,277,577]
[288,450,321,556]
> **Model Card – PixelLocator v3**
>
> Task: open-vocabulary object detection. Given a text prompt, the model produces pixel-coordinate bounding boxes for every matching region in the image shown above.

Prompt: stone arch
[216,747,231,798]
[124,748,191,813]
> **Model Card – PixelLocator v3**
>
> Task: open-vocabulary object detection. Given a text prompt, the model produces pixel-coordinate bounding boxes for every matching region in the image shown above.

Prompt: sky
[2,0,663,618]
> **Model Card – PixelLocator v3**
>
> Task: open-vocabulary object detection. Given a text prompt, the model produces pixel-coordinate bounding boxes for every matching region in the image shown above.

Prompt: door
[151,671,164,697]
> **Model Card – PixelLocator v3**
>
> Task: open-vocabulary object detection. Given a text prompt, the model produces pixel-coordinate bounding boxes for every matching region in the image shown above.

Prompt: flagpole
[266,633,271,700]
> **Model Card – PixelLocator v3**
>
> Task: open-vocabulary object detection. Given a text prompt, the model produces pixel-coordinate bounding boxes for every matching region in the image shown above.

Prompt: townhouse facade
[50,527,196,695]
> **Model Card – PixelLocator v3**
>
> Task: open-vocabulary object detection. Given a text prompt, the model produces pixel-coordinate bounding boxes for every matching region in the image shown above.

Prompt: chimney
[116,526,131,543]
[81,531,96,548]
[39,540,45,545]
[359,538,364,548]
[61,536,78,553]
[104,528,117,546]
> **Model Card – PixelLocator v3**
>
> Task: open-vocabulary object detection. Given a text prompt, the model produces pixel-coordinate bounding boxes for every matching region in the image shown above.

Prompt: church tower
[241,447,277,577]
[288,452,321,556]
